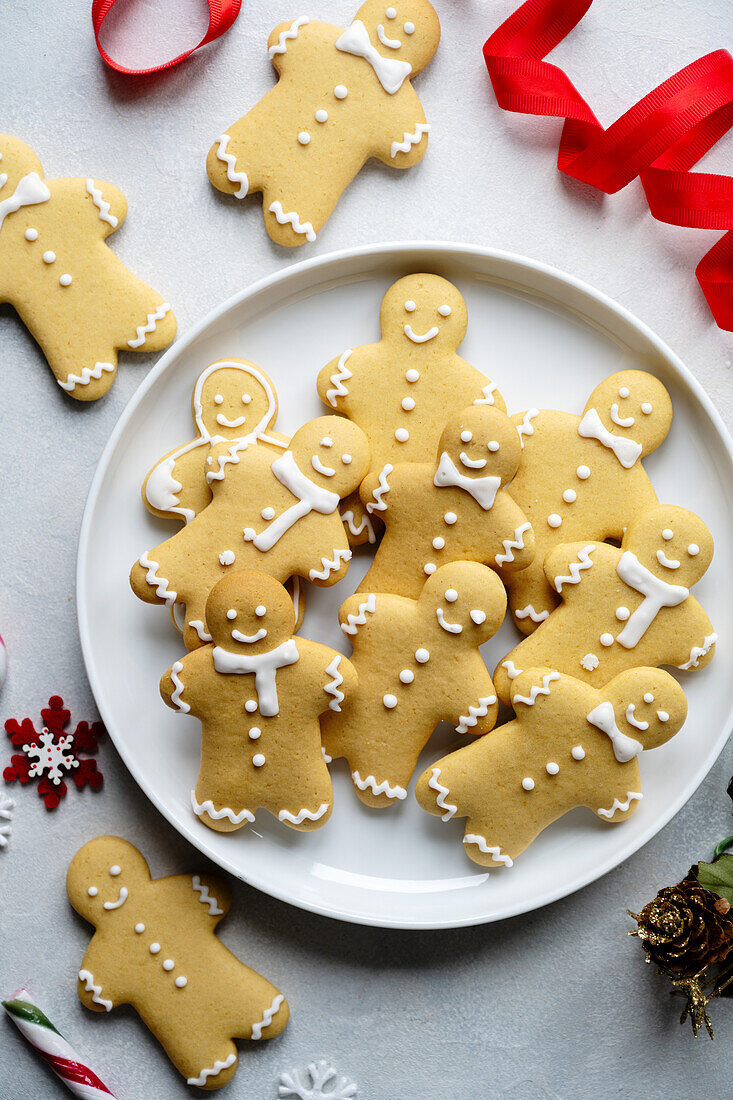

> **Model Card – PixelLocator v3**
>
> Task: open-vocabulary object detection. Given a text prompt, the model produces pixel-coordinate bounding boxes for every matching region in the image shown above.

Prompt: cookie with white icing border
[207,2,440,246]
[504,370,672,633]
[321,560,506,808]
[161,571,356,831]
[0,134,176,400]
[494,504,715,704]
[67,836,288,1089]
[416,666,687,868]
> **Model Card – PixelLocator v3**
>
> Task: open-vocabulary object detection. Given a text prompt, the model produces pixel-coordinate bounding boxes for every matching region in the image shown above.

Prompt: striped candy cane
[2,989,116,1098]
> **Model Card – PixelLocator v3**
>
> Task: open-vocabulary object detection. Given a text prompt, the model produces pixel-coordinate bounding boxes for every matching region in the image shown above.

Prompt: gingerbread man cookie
[131,415,369,650]
[504,370,672,632]
[0,135,176,400]
[207,2,440,246]
[416,666,687,867]
[67,837,288,1089]
[494,505,716,704]
[321,561,506,807]
[317,273,505,545]
[358,404,534,597]
[161,571,356,831]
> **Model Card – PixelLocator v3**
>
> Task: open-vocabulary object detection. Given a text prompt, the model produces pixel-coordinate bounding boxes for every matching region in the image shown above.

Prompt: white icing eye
[315,109,328,123]
[214,394,223,404]
[109,865,121,876]
[687,543,700,556]
[386,5,397,16]
[253,753,266,767]
[404,21,415,33]
[320,436,334,447]
[662,528,673,540]
[488,441,500,452]
[175,976,187,988]
[341,453,352,464]
[460,430,472,443]
[255,605,266,617]
[619,386,630,398]
[334,85,348,99]
[226,609,237,621]
[643,692,654,703]
[571,745,585,760]
[444,588,458,603]
[242,393,252,404]
[470,609,486,625]
[88,886,98,897]
[641,402,653,414]
[404,300,416,312]
[437,304,451,317]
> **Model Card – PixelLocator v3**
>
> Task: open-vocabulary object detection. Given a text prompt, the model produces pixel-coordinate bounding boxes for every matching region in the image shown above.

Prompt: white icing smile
[656,549,681,570]
[231,628,267,644]
[216,413,246,428]
[311,455,336,477]
[609,403,635,428]
[103,886,128,911]
[404,323,439,343]
[377,23,402,48]
[436,608,462,634]
[459,452,487,470]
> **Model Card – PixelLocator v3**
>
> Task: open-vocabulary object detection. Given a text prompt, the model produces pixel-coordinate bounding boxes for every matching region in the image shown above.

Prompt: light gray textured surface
[2,1,733,1097]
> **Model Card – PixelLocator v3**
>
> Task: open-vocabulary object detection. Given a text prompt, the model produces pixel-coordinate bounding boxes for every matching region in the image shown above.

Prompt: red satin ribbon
[92,0,242,75]
[484,0,733,330]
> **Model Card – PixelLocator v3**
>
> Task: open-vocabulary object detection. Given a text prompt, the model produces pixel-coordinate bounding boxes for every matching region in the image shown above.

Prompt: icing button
[334,84,348,99]
[383,693,398,709]
[298,131,311,145]
[25,227,38,241]
[163,959,174,971]
[444,512,457,525]
[245,700,257,713]
[521,777,535,791]
[399,669,414,684]
[395,428,409,442]
[415,648,430,664]
[571,745,585,761]
[315,109,328,123]
[175,976,187,988]
[252,753,266,767]
[134,923,145,933]
[405,368,419,382]
[150,943,161,954]
[42,250,56,264]
[423,562,436,575]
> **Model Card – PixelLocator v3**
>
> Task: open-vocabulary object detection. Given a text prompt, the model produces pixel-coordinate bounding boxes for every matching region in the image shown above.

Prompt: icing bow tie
[0,171,51,231]
[433,452,501,510]
[335,20,412,95]
[586,700,642,763]
[578,408,643,469]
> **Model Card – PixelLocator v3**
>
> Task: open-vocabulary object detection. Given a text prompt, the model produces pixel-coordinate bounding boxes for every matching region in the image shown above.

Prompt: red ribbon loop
[92,0,242,76]
[484,0,733,330]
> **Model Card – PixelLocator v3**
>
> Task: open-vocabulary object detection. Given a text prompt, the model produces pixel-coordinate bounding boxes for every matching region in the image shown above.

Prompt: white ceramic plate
[78,242,733,929]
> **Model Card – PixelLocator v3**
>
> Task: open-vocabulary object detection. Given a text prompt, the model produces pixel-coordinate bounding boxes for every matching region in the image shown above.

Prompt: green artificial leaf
[697,854,733,906]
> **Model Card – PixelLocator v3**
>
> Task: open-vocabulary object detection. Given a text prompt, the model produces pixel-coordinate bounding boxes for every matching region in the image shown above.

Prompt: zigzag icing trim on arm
[78,969,113,1011]
[191,874,223,915]
[390,123,429,158]
[268,16,310,57]
[366,463,393,514]
[188,1054,237,1087]
[170,661,190,713]
[512,670,560,706]
[128,302,172,349]
[495,522,532,567]
[139,553,177,606]
[456,695,496,734]
[324,655,345,711]
[251,993,285,1039]
[553,544,596,592]
[309,548,352,581]
[341,593,376,635]
[515,409,539,447]
[191,791,255,824]
[278,802,330,824]
[597,791,642,819]
[341,508,376,543]
[677,632,717,670]
[514,604,549,623]
[352,770,407,800]
[474,382,498,406]
[502,659,523,679]
[85,179,118,227]
[326,349,353,407]
[268,200,316,242]
[58,361,115,392]
[462,835,513,867]
[214,134,249,198]
[427,768,457,820]
[188,620,212,643]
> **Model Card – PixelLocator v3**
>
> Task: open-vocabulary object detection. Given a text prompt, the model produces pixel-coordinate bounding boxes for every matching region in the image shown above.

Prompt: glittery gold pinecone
[629,882,733,979]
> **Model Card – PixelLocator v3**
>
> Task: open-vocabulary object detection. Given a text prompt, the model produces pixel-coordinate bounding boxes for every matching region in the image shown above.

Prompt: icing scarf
[0,172,50,231]
[615,550,689,648]
[433,452,501,510]
[586,701,643,762]
[246,450,340,552]
[212,639,299,716]
[335,20,412,94]
[578,408,642,469]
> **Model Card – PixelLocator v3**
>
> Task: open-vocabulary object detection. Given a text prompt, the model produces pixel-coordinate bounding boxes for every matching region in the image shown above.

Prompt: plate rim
[77,240,733,929]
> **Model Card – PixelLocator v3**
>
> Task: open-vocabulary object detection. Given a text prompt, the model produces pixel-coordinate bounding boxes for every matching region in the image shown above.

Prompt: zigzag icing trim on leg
[191,790,255,824]
[268,16,310,58]
[515,408,539,447]
[512,671,560,706]
[596,791,642,819]
[191,874,223,915]
[352,770,407,800]
[463,835,513,867]
[139,553,177,606]
[215,134,249,198]
[341,593,376,636]
[268,200,316,242]
[495,522,532,567]
[278,802,330,824]
[553,544,596,592]
[58,361,115,392]
[324,655,345,711]
[187,1054,237,1087]
[677,632,717,670]
[514,604,549,623]
[427,767,457,820]
[456,695,496,734]
[309,548,351,581]
[390,123,430,158]
[502,659,523,679]
[78,969,113,1011]
[128,302,172,348]
[170,661,190,712]
[85,179,118,227]
[341,508,376,543]
[474,382,498,405]
[251,993,285,1039]
[366,464,393,514]
[326,349,353,407]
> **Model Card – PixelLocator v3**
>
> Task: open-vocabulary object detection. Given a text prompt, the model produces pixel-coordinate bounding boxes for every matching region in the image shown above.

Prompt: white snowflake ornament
[279,1059,357,1099]
[0,793,14,849]
[23,727,79,785]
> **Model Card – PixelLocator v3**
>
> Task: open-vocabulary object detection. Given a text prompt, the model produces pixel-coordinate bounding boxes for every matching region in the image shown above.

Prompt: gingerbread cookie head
[67,836,152,924]
[418,560,506,643]
[206,572,295,656]
[600,667,687,752]
[380,273,468,351]
[354,0,440,75]
[582,370,673,462]
[437,404,521,489]
[289,415,370,498]
[624,504,713,589]
[194,360,278,443]
[0,134,44,191]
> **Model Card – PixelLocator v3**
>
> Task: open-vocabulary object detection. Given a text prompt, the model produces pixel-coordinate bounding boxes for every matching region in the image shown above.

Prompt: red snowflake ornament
[4,696,105,809]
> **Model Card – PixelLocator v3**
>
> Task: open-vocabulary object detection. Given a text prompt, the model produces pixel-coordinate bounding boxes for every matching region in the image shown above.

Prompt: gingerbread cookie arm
[267,17,322,75]
[443,656,498,736]
[376,93,429,169]
[317,347,360,414]
[338,591,383,646]
[543,541,611,598]
[142,439,210,523]
[305,519,354,587]
[160,649,212,717]
[318,644,358,718]
[490,495,535,574]
[170,872,233,923]
[77,937,128,1013]
[81,177,127,238]
[672,600,717,672]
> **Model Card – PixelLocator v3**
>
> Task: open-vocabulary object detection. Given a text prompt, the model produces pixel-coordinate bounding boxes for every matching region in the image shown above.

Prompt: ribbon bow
[336,20,412,95]
[433,452,501,510]
[578,408,642,469]
[0,172,50,232]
